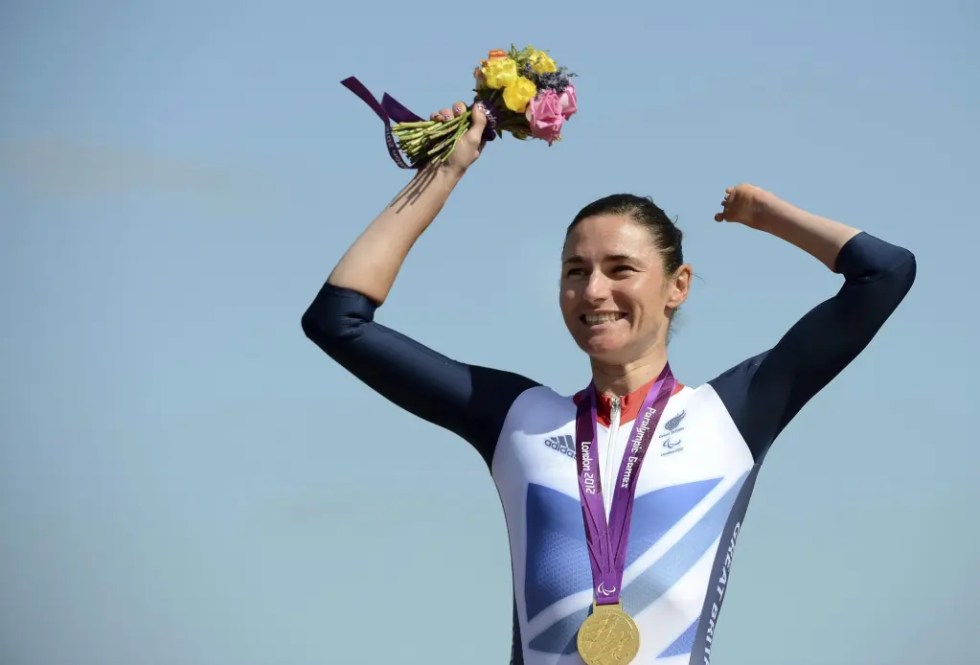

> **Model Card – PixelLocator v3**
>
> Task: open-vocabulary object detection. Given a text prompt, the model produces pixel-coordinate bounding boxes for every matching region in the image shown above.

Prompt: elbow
[300,306,326,345]
[892,246,917,297]
[301,299,345,354]
[840,233,917,293]
[871,246,917,316]
[301,280,345,349]
[301,283,379,360]
[301,310,351,358]
[847,233,918,298]
[301,285,374,355]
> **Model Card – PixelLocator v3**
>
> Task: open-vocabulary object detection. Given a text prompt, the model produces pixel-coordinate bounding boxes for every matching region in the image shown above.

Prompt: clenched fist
[714,183,774,230]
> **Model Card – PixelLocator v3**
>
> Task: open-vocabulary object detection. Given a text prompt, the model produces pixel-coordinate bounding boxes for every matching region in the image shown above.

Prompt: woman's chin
[581,337,630,363]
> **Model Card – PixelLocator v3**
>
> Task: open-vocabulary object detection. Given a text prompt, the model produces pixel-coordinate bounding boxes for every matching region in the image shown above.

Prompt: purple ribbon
[575,364,676,606]
[341,76,498,169]
[341,76,422,169]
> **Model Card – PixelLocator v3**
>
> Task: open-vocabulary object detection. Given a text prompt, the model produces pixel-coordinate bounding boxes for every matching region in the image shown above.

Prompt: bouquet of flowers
[342,45,577,169]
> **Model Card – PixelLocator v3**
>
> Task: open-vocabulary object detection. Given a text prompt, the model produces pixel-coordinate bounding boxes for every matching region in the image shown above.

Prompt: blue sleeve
[301,283,540,466]
[708,231,916,461]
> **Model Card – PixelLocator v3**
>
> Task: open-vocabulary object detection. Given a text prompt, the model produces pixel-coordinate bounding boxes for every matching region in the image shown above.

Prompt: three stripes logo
[544,434,576,459]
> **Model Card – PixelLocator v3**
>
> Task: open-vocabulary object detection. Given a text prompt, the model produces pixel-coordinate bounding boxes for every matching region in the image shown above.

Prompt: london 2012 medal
[577,602,640,665]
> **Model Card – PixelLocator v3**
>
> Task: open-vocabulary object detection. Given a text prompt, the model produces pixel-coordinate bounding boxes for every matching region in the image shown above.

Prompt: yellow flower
[528,49,557,74]
[481,57,518,89]
[502,76,537,113]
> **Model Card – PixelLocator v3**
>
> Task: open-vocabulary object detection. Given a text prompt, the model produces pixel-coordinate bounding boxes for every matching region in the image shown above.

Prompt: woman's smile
[581,311,628,326]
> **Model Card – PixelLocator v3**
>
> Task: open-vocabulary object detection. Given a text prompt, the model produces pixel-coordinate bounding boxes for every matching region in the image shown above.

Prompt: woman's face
[560,214,689,365]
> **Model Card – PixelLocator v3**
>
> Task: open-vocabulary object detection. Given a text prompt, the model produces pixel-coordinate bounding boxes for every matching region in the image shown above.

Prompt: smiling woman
[300,101,916,665]
[559,194,689,386]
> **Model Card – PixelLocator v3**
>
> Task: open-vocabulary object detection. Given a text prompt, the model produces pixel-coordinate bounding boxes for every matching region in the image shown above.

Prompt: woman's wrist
[419,159,467,189]
[743,189,788,232]
[753,192,861,270]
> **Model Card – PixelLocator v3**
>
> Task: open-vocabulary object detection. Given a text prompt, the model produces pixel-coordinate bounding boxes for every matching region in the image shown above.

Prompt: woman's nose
[583,272,610,303]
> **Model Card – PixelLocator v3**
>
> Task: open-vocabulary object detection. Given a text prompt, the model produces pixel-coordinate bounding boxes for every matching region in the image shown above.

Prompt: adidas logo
[544,434,576,459]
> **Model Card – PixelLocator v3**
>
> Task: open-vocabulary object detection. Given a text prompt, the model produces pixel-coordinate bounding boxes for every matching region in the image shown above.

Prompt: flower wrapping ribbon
[341,76,497,169]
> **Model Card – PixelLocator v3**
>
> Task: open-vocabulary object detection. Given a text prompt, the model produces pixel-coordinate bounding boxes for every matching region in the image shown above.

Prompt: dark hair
[565,194,684,275]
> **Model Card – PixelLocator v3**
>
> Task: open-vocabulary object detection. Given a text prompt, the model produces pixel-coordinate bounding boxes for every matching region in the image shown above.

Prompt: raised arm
[302,103,539,465]
[713,183,864,269]
[327,102,488,304]
[709,184,917,459]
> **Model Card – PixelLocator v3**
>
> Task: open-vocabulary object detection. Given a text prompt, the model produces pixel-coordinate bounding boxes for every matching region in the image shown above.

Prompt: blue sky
[1,1,977,664]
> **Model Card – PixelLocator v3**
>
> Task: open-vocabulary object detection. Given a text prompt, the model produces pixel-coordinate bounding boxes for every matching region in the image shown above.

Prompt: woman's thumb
[467,101,489,140]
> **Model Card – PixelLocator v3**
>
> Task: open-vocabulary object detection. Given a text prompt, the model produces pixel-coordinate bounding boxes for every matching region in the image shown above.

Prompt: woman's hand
[714,183,773,230]
[429,100,489,176]
[714,182,862,271]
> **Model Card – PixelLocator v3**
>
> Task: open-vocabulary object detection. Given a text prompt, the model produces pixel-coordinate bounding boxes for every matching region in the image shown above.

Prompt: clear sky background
[1,1,978,664]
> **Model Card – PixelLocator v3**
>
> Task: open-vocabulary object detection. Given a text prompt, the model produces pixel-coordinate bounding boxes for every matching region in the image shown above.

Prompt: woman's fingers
[430,101,472,122]
[714,186,734,222]
[430,107,453,122]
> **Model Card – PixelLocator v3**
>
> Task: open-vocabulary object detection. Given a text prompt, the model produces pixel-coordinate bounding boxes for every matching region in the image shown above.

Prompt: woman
[301,102,916,664]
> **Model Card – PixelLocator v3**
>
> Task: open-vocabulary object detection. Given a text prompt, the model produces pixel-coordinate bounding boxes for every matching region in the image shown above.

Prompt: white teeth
[584,313,624,324]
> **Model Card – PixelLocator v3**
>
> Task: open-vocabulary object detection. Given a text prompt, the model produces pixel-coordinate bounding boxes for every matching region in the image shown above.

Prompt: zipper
[604,397,622,518]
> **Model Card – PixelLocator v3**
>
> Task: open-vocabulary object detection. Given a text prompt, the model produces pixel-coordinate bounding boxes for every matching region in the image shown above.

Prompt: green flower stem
[429,114,471,161]
[444,117,471,159]
[397,124,455,144]
[429,118,468,153]
[426,133,457,157]
[394,118,461,133]
[427,124,459,138]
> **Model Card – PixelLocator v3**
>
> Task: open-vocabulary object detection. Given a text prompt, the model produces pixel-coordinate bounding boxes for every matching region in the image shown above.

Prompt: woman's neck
[590,347,668,398]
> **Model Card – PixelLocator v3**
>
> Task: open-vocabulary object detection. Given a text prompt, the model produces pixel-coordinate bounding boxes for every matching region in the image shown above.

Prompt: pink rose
[558,84,577,119]
[525,90,564,145]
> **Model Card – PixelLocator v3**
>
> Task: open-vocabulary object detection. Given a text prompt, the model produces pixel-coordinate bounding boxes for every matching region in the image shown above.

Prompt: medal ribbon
[575,364,676,606]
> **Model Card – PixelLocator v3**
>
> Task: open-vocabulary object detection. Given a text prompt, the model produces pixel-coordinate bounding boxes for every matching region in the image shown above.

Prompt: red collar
[573,377,684,427]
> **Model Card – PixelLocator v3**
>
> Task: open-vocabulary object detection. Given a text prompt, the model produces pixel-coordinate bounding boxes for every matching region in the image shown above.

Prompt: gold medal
[576,601,640,665]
